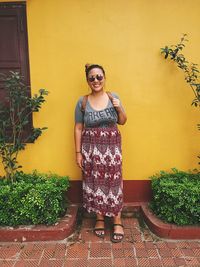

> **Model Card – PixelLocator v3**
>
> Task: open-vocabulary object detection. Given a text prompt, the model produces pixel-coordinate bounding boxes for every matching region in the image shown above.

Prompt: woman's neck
[90,89,104,97]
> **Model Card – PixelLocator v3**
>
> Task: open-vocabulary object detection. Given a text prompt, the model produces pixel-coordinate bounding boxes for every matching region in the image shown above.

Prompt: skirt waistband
[84,124,118,131]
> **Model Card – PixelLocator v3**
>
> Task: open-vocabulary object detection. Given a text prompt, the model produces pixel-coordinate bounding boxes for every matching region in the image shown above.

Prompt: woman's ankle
[113,213,122,223]
[96,214,104,221]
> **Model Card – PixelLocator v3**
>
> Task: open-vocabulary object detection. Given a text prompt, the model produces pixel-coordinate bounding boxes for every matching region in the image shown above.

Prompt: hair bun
[85,63,91,71]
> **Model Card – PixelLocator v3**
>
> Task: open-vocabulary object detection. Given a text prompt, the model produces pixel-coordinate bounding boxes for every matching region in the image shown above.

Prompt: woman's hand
[112,98,121,109]
[76,152,83,169]
[112,97,127,125]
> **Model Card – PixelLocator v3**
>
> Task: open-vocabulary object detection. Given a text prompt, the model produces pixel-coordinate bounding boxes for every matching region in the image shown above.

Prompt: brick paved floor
[0,215,199,266]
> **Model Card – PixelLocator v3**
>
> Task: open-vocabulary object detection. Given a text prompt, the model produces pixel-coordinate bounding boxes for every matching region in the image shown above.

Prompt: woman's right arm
[74,122,84,169]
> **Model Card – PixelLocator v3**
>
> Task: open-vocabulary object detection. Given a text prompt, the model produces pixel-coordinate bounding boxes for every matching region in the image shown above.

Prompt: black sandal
[94,219,105,238]
[111,223,124,243]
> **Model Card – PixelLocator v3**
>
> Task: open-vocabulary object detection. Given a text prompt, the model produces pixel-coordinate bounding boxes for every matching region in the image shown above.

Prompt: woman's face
[87,68,105,92]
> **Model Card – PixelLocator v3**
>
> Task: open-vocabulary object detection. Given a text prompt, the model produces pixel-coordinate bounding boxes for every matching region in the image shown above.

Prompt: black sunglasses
[88,74,104,82]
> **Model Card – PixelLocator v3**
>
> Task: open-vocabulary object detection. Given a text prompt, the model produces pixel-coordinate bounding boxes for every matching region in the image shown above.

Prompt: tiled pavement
[0,215,199,267]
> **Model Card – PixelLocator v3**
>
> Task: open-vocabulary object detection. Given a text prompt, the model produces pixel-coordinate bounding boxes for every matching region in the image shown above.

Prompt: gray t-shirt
[75,92,122,128]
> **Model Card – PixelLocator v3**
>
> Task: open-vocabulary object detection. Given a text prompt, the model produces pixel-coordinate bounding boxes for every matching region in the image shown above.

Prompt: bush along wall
[149,169,200,225]
[0,171,70,226]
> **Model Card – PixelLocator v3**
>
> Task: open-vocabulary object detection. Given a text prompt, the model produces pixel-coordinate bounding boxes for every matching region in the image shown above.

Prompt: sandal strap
[96,219,104,222]
[111,232,124,243]
[113,223,123,227]
[113,233,124,237]
[94,228,105,231]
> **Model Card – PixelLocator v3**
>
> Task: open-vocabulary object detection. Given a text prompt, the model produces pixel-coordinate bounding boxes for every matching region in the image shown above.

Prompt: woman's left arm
[112,98,127,125]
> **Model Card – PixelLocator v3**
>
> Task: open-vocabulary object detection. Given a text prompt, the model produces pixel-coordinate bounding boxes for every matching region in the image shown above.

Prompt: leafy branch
[161,33,200,107]
[0,71,48,183]
[161,34,200,164]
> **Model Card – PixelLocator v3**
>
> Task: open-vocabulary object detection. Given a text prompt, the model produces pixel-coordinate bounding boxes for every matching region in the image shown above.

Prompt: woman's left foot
[111,223,124,243]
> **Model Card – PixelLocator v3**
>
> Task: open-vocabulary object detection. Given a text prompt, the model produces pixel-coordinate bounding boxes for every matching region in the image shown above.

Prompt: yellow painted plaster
[0,0,199,180]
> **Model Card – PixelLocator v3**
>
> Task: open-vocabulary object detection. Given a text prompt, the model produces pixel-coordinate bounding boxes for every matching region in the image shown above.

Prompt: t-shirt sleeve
[75,96,84,123]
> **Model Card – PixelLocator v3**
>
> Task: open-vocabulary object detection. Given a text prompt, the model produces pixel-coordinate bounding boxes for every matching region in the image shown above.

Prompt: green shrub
[0,71,48,183]
[0,171,70,226]
[149,169,200,225]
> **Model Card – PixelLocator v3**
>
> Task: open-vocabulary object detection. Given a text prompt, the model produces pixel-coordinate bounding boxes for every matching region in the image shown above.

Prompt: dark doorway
[0,2,32,140]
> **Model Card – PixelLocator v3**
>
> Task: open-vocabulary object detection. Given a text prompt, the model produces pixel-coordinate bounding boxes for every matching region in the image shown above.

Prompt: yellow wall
[0,0,199,180]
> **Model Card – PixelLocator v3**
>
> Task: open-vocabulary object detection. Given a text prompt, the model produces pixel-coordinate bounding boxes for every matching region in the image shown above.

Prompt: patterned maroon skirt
[81,125,123,217]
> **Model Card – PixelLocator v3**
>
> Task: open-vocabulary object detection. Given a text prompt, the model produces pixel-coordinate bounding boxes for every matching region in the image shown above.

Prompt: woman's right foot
[94,218,105,238]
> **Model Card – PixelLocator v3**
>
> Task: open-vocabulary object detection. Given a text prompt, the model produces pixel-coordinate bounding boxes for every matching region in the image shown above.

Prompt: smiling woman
[74,63,127,243]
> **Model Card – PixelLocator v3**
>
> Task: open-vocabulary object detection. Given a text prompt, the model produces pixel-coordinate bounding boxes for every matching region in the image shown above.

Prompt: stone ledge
[0,202,199,242]
[141,203,200,240]
[0,204,78,242]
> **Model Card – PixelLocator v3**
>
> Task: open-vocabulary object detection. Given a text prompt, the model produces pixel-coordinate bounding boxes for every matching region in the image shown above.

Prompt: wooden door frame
[0,1,33,141]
